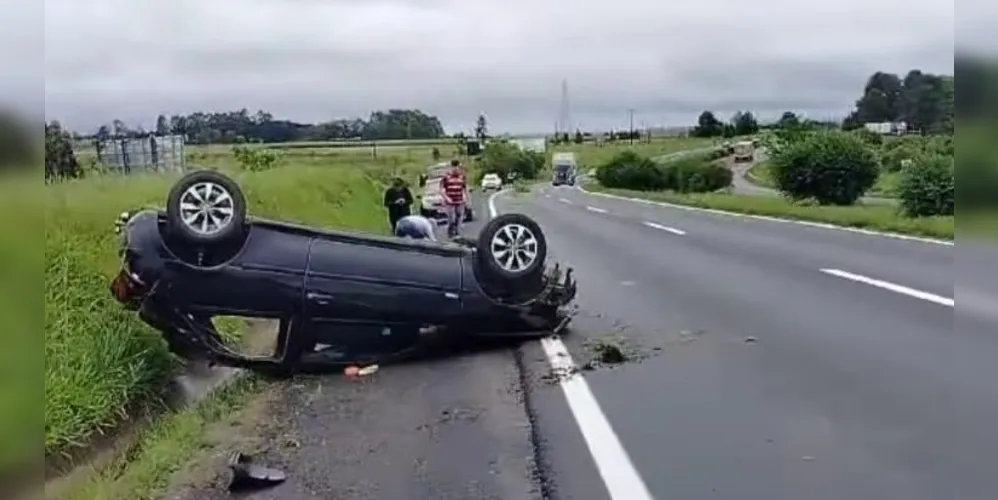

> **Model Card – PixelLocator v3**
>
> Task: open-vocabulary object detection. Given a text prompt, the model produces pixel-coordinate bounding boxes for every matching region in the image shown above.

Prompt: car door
[302,237,463,348]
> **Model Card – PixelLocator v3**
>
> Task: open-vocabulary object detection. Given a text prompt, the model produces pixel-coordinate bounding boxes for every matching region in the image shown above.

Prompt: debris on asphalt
[343,364,379,379]
[744,336,758,343]
[227,451,286,493]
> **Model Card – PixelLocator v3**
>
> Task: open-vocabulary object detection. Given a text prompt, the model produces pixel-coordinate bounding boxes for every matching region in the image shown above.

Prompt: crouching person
[394,214,437,241]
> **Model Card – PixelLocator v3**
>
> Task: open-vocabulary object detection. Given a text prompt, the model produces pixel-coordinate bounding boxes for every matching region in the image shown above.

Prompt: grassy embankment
[42,144,439,499]
[582,141,953,240]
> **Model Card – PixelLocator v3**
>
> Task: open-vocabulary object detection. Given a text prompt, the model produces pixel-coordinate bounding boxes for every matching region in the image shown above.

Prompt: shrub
[478,142,544,181]
[881,143,922,173]
[663,157,732,193]
[898,154,954,217]
[596,151,667,190]
[231,145,282,172]
[769,131,880,205]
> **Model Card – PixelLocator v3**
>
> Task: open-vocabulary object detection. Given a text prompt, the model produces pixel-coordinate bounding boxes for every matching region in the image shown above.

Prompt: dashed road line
[642,221,686,236]
[820,269,954,307]
[559,197,573,205]
[586,206,608,214]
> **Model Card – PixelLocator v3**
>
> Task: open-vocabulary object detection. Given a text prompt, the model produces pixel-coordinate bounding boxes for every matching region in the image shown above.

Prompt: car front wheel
[477,213,547,281]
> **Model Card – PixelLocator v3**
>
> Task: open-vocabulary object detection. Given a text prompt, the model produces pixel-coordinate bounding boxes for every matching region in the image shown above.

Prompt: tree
[854,72,903,123]
[45,121,82,182]
[112,119,127,136]
[769,131,879,205]
[692,111,724,137]
[732,111,759,136]
[574,129,584,144]
[845,69,953,134]
[155,114,170,135]
[475,114,488,141]
[777,111,799,128]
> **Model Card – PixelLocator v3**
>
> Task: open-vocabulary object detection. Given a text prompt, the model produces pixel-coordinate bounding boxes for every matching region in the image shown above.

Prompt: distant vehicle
[110,170,577,374]
[418,162,473,222]
[551,152,578,186]
[733,141,754,163]
[481,173,503,191]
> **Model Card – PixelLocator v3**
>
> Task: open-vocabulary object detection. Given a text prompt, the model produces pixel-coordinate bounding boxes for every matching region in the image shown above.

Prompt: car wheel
[477,213,547,282]
[166,170,247,245]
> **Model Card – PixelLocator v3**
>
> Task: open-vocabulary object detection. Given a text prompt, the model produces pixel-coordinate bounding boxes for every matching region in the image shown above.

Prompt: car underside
[111,170,576,375]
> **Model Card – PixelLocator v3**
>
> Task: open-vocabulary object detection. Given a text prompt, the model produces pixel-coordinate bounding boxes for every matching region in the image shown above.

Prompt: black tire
[476,213,547,281]
[166,170,247,245]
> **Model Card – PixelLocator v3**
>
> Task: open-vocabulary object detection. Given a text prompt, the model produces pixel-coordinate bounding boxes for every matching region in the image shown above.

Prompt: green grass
[746,161,902,198]
[43,147,425,477]
[586,184,954,240]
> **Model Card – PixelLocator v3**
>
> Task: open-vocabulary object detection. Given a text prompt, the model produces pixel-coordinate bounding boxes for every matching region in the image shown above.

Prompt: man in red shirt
[441,159,468,238]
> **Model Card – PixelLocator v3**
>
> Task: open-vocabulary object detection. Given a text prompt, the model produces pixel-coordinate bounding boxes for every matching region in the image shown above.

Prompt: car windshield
[554,163,572,173]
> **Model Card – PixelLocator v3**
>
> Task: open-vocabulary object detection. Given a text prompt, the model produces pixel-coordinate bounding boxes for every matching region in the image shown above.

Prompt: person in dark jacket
[383,177,414,231]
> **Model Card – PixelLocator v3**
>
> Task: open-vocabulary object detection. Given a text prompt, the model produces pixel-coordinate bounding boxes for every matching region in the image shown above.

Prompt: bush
[595,151,667,190]
[898,154,954,217]
[478,142,544,181]
[769,131,880,205]
[881,143,922,173]
[232,145,283,172]
[663,157,732,193]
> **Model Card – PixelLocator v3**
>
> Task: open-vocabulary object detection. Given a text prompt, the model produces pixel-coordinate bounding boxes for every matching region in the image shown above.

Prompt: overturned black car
[111,170,576,374]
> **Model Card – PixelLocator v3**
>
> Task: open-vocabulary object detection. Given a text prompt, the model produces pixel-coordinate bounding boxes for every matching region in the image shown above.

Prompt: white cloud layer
[35,0,954,133]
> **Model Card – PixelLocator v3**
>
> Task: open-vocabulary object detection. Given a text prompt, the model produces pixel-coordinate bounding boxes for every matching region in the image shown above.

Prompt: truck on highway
[551,152,578,186]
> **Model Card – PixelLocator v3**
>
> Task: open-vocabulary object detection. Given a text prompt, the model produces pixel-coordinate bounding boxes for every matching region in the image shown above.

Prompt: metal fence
[93,135,186,173]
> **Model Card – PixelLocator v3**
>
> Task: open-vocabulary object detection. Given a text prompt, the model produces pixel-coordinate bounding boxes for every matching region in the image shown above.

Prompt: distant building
[863,121,907,135]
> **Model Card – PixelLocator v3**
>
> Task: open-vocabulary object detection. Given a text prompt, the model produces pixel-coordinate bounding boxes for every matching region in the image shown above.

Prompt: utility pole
[627,108,635,145]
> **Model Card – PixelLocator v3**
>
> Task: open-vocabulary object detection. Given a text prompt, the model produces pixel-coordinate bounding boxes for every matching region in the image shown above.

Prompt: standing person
[394,214,437,241]
[382,177,413,232]
[441,159,468,238]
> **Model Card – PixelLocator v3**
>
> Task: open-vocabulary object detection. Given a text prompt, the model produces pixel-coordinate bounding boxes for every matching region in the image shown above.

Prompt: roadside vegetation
[588,68,958,239]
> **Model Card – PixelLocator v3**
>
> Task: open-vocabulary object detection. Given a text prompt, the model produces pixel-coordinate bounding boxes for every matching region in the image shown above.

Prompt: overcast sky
[33,0,956,134]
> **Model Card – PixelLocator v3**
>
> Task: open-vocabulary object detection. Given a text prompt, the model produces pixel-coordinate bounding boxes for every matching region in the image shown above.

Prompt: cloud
[41,0,954,133]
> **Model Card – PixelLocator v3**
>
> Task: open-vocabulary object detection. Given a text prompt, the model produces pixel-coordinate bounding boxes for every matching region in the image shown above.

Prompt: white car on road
[481,173,503,191]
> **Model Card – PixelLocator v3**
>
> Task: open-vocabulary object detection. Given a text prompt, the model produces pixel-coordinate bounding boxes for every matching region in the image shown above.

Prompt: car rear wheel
[166,170,247,245]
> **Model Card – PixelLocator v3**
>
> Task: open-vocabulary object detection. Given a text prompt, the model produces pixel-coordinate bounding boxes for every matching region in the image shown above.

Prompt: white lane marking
[642,221,686,235]
[488,190,654,500]
[559,197,573,205]
[578,186,953,246]
[586,206,608,214]
[820,269,954,307]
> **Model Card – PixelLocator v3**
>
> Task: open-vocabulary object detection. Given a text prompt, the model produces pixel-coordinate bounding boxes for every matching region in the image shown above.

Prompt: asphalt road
[491,184,994,500]
[173,186,995,500]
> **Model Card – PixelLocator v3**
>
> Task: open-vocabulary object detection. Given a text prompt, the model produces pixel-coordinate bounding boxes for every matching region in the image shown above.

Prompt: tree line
[687,68,955,139]
[88,108,447,144]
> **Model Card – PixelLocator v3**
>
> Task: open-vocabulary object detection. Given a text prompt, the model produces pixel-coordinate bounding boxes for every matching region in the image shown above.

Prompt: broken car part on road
[110,170,577,375]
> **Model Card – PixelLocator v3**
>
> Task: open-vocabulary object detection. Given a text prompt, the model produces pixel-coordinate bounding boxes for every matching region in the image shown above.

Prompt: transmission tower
[558,79,571,135]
